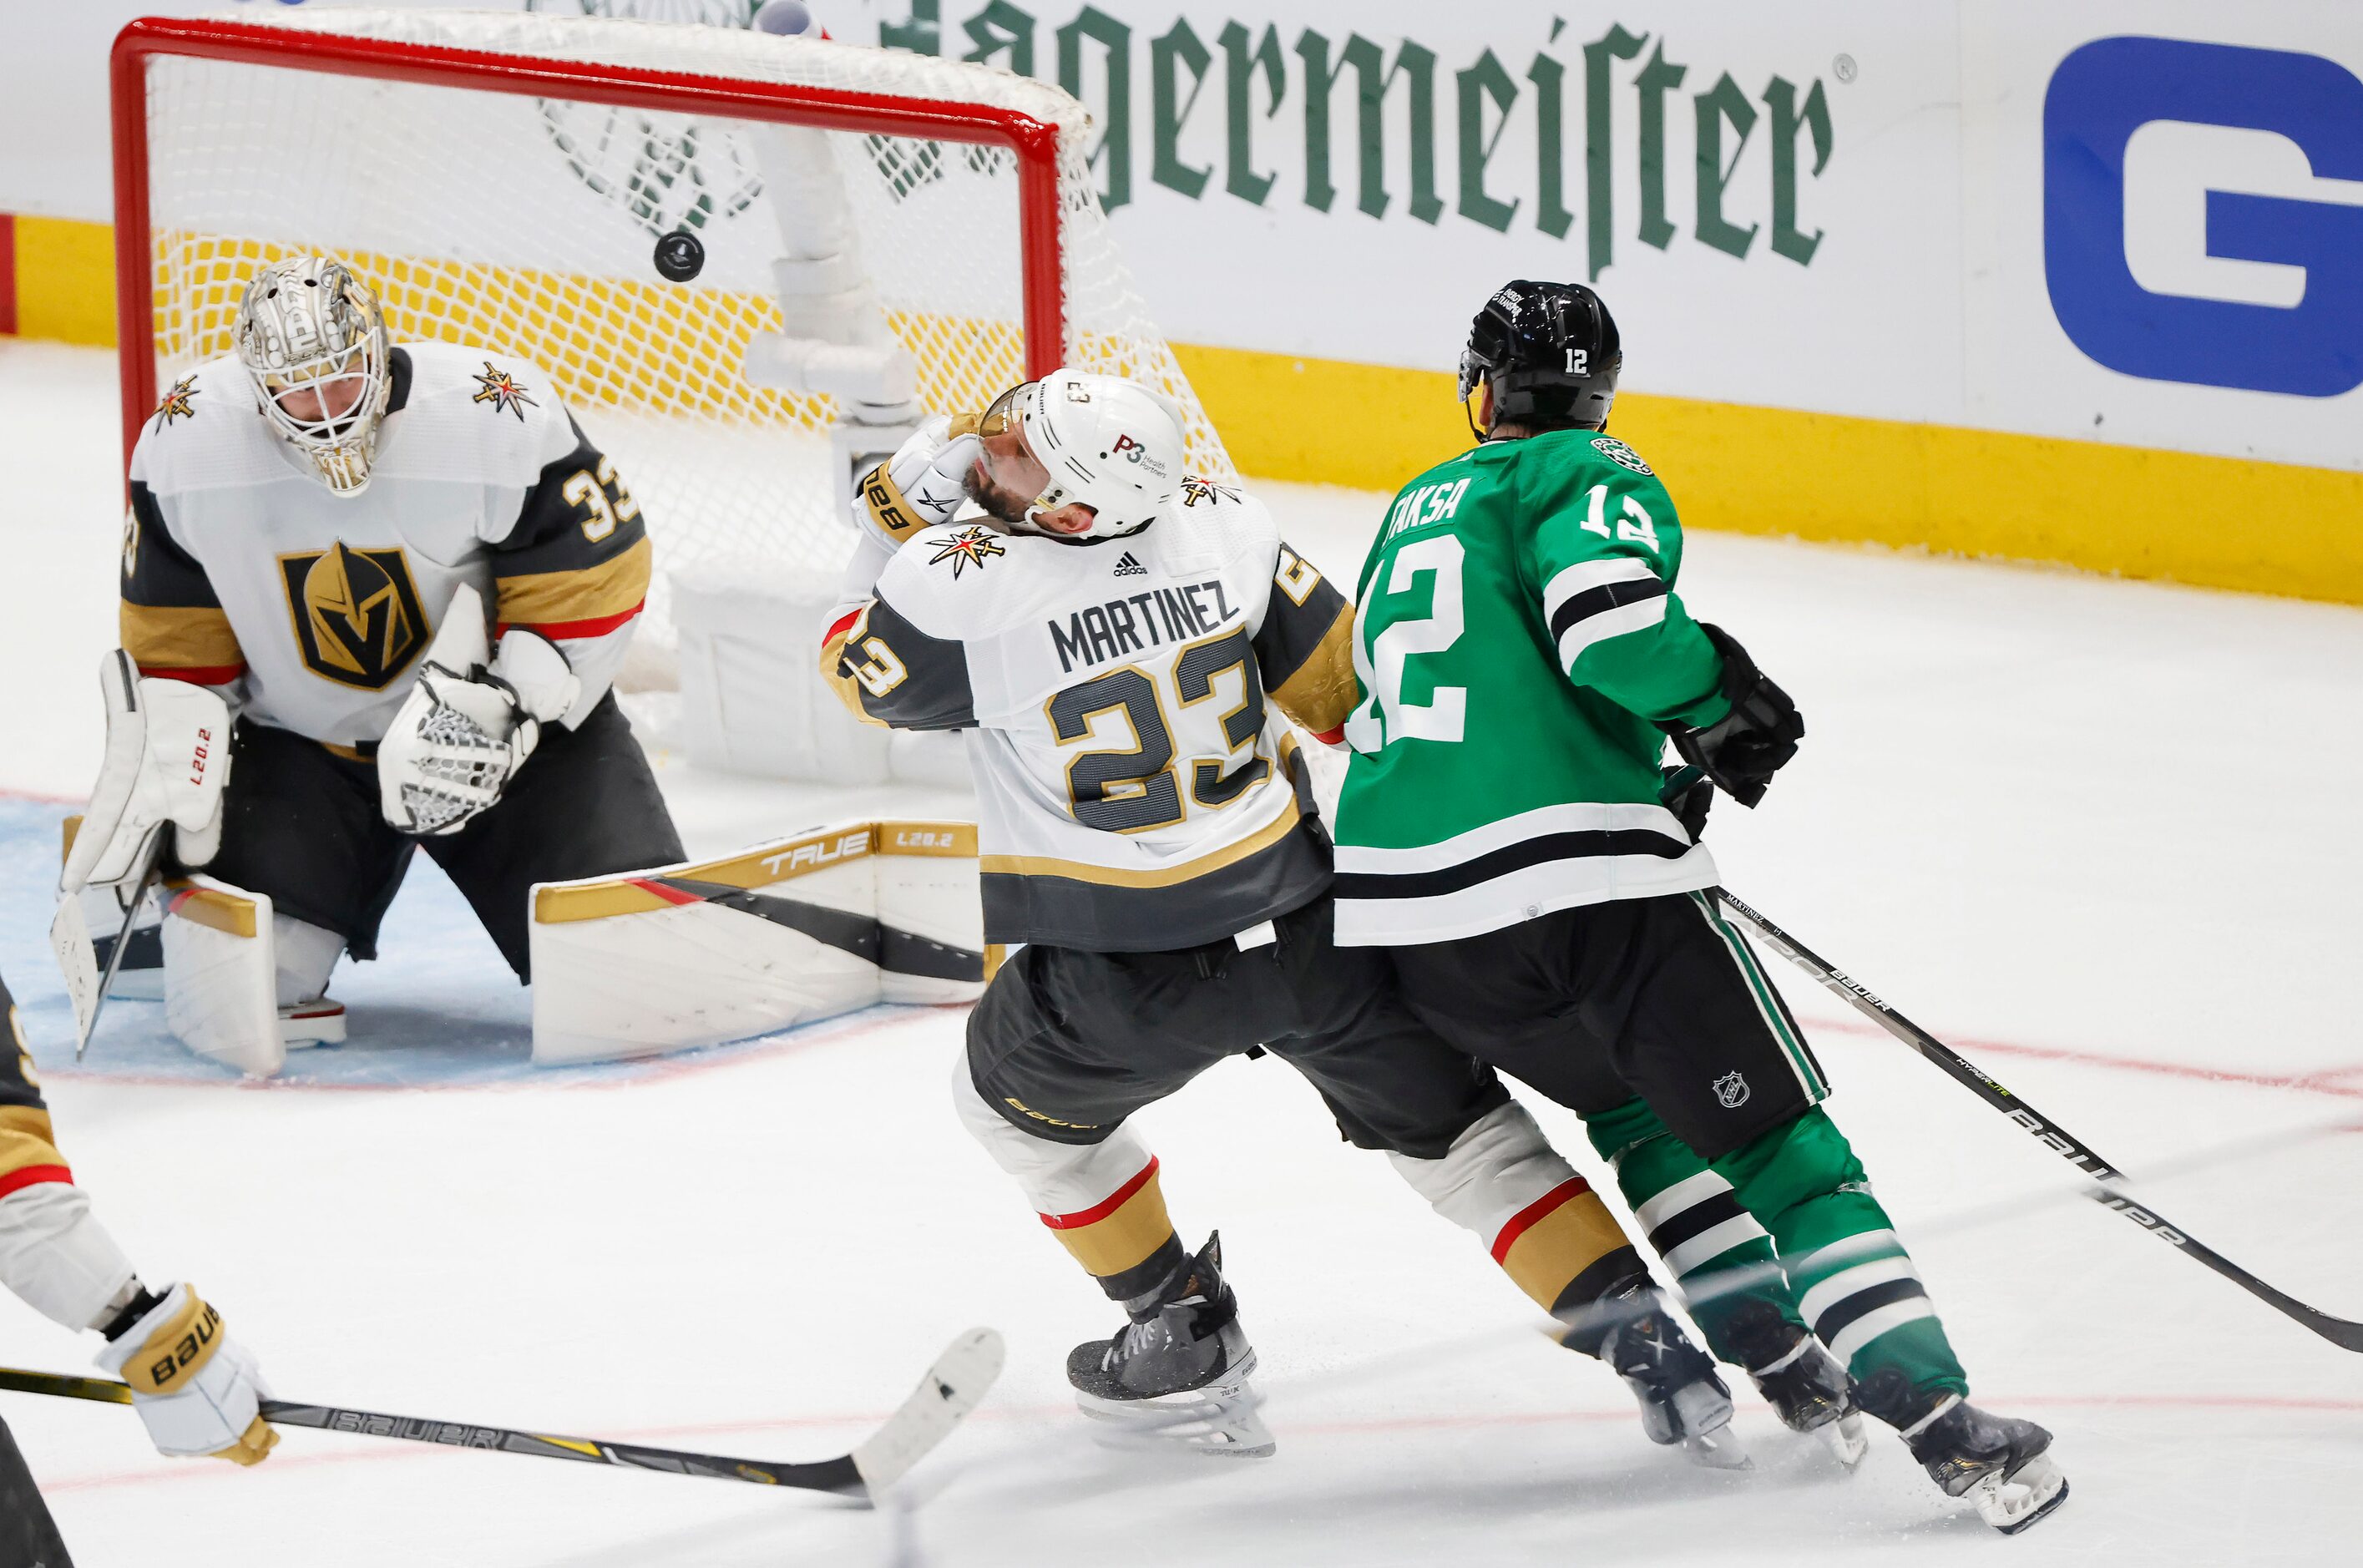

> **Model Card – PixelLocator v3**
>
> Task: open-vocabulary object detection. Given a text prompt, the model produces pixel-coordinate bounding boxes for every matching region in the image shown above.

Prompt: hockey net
[117,7,1232,678]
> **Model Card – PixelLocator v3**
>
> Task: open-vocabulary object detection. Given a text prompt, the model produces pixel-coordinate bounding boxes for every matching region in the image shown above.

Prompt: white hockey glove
[853,414,983,554]
[93,1282,278,1466]
[377,585,579,837]
[62,650,232,894]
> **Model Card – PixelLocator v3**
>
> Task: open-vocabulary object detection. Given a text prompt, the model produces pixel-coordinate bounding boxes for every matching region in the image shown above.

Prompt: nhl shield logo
[279,542,430,689]
[1713,1071,1751,1110]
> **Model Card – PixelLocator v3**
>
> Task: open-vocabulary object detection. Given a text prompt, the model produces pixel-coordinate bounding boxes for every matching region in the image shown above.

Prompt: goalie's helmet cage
[234,255,393,496]
[114,8,1234,664]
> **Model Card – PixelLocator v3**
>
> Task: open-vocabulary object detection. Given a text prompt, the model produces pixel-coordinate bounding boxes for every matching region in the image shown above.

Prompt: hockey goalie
[66,253,984,1076]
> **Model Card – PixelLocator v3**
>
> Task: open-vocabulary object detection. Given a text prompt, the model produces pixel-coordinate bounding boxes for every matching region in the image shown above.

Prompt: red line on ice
[1799,1012,2363,1105]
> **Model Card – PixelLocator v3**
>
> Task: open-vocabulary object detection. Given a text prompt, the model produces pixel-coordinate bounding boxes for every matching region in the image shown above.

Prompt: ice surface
[3,339,2360,1563]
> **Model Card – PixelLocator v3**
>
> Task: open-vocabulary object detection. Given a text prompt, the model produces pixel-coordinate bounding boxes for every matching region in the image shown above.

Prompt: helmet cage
[235,259,392,496]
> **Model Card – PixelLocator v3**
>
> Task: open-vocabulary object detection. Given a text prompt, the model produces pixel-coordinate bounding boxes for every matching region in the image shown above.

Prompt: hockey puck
[653,230,706,283]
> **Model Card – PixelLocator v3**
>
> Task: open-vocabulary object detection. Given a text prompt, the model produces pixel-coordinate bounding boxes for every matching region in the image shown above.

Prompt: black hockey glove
[1660,624,1803,808]
[1660,765,1713,841]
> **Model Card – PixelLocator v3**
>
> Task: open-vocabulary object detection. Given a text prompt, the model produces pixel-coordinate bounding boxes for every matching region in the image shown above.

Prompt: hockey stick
[51,836,165,1060]
[0,1326,1004,1497]
[1712,884,2363,1353]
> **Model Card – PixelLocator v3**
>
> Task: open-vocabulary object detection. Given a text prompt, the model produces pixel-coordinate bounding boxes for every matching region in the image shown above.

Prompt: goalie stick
[51,837,165,1060]
[1711,884,2363,1353]
[0,1326,1003,1497]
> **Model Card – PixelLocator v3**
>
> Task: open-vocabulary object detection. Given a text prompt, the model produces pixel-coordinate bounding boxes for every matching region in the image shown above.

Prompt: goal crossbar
[109,13,1070,473]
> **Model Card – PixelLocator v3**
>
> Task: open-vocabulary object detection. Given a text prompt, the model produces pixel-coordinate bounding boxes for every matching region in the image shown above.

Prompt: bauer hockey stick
[1712,885,2363,1353]
[0,1327,1004,1498]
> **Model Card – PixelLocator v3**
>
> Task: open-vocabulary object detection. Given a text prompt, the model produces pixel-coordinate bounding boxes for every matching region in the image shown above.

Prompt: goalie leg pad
[160,878,286,1080]
[528,817,983,1066]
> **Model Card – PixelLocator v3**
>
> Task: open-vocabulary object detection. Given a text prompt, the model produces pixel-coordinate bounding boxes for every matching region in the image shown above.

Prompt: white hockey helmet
[980,368,1186,539]
[234,255,392,497]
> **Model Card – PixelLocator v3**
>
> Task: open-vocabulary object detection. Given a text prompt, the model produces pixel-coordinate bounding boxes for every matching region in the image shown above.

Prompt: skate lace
[1107,1314,1173,1368]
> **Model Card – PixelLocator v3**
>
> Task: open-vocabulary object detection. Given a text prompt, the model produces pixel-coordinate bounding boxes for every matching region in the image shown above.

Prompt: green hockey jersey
[1331,428,1733,946]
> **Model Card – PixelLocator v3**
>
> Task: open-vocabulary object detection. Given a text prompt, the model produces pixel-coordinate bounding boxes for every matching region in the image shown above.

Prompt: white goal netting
[130,7,1232,671]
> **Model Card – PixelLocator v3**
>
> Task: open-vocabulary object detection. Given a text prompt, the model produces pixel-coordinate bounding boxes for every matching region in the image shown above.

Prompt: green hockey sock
[1710,1108,1969,1401]
[1584,1096,1803,1364]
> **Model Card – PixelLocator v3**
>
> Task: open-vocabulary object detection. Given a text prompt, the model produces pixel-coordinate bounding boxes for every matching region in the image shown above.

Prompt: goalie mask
[235,255,392,497]
[977,370,1186,540]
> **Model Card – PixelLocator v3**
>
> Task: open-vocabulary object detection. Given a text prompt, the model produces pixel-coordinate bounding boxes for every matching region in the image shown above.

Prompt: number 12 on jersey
[1344,534,1467,751]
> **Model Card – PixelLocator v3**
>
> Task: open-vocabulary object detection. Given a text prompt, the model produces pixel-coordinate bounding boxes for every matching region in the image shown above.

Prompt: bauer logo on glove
[134,1297,222,1394]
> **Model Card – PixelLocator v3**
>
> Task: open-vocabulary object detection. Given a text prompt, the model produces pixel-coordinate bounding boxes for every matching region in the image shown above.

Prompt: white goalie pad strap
[529,819,986,1066]
[0,1182,139,1333]
[160,877,285,1080]
[63,651,232,892]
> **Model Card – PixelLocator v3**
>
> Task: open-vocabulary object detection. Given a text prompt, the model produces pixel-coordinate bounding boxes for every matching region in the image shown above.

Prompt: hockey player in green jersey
[1330,281,2067,1535]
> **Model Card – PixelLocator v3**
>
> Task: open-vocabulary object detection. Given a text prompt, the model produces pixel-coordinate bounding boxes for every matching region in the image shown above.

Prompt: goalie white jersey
[823,480,1359,951]
[120,341,650,748]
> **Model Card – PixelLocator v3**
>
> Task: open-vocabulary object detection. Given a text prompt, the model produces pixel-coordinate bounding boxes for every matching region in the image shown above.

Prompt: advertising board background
[3,1,2360,594]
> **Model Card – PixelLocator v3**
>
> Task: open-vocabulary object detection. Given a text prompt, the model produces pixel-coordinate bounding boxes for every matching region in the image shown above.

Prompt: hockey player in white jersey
[80,256,683,1044]
[822,371,1748,1464]
[0,969,276,1559]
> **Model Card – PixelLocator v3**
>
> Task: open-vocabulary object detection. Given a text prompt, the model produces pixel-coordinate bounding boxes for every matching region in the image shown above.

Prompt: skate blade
[1680,1424,1754,1470]
[1972,1454,2068,1535]
[1818,1412,1870,1469]
[1075,1367,1275,1459]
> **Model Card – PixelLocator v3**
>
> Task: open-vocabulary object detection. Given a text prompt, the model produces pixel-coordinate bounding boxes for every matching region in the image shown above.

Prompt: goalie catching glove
[93,1282,277,1466]
[62,650,231,893]
[378,583,579,836]
[854,414,984,554]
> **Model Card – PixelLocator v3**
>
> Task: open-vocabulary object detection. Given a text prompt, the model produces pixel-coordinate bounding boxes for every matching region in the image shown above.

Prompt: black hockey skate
[1725,1302,1868,1468]
[1565,1282,1750,1469]
[1859,1371,2068,1534]
[1067,1232,1273,1459]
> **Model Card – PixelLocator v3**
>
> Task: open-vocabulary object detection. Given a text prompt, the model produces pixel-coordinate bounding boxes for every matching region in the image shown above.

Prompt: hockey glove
[1661,625,1803,808]
[1661,765,1713,842]
[377,588,579,837]
[853,415,984,553]
[377,660,539,836]
[94,1282,277,1465]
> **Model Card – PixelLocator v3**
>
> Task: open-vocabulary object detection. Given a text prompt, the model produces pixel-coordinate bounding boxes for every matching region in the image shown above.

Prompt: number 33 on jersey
[1331,430,1733,946]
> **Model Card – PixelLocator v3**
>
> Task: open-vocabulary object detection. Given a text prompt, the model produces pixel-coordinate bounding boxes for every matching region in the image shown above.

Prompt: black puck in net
[653,230,706,282]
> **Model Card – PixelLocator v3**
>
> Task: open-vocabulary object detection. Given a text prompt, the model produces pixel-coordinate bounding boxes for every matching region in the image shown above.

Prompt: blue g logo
[2045,37,2363,398]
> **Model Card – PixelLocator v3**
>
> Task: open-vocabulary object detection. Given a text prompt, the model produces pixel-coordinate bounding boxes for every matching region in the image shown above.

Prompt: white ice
[3,338,2360,1565]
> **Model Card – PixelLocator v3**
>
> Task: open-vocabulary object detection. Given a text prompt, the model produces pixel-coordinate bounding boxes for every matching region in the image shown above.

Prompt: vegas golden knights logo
[278,543,429,689]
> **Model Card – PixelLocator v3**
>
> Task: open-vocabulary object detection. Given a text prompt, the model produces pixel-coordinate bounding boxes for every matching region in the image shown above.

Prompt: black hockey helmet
[1458,280,1622,434]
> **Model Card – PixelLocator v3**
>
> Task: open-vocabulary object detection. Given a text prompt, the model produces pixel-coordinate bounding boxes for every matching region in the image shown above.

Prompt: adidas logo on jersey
[1112,551,1148,577]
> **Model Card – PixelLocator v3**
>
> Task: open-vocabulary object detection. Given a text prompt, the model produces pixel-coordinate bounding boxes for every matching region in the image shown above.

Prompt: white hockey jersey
[121,341,650,748]
[822,478,1359,951]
